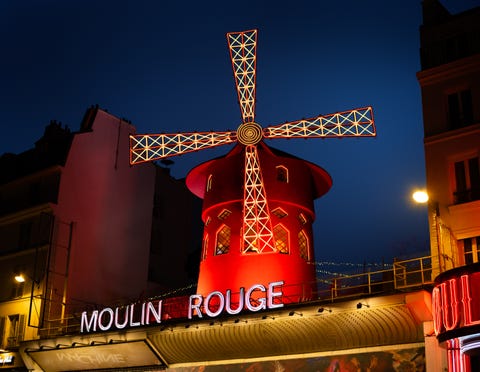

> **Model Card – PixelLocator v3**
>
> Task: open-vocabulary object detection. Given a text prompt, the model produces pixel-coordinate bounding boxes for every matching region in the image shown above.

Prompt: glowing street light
[14,274,26,283]
[412,190,429,204]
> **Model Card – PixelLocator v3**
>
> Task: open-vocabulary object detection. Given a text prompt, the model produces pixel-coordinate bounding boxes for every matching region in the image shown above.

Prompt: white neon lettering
[245,284,266,312]
[140,302,146,325]
[98,308,114,331]
[189,294,203,319]
[129,304,140,327]
[205,291,225,317]
[114,307,129,329]
[268,281,284,309]
[146,301,162,324]
[81,310,98,333]
[225,288,244,315]
[81,280,286,331]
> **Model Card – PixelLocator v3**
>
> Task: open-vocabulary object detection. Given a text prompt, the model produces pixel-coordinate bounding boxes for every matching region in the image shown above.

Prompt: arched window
[298,230,309,260]
[298,213,307,225]
[276,165,288,183]
[207,174,213,192]
[202,234,209,260]
[217,209,232,220]
[272,207,288,218]
[215,225,231,255]
[274,224,289,254]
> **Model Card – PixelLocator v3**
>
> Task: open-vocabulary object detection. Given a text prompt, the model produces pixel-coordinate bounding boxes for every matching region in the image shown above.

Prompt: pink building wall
[54,109,156,309]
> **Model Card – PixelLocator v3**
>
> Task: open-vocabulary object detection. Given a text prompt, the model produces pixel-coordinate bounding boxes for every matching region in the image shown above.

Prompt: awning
[26,340,164,372]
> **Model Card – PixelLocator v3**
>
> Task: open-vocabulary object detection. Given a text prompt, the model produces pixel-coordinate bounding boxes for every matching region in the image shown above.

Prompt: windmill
[130,30,375,303]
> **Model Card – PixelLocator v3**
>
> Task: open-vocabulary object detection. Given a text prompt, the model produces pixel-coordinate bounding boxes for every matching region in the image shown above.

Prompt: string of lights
[314,260,393,268]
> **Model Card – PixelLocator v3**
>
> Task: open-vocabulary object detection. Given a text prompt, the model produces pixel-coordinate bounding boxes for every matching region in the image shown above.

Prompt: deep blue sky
[1,1,477,265]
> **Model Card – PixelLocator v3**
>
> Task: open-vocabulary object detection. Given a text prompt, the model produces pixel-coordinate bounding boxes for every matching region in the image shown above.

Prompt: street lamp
[14,274,26,283]
[411,189,455,275]
[412,190,429,204]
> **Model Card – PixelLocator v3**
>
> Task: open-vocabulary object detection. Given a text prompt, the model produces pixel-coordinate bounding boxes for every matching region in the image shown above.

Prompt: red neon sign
[432,271,480,336]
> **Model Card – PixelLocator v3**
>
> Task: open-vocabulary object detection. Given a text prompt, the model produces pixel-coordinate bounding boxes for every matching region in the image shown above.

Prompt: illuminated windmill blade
[242,145,276,254]
[129,131,237,164]
[263,106,376,139]
[227,29,257,123]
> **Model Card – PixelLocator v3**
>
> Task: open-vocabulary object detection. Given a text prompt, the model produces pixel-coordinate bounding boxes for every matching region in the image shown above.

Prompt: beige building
[417,0,480,276]
[417,1,480,370]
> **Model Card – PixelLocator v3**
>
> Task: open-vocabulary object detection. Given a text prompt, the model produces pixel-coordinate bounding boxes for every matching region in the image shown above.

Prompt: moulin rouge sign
[81,281,284,333]
[432,268,480,338]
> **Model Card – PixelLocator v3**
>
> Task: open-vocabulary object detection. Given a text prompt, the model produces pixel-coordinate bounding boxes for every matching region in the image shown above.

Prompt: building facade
[417,0,480,370]
[0,107,201,370]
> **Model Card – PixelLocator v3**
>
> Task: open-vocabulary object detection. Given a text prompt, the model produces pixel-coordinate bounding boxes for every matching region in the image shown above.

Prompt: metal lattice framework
[228,30,257,123]
[243,145,275,253]
[130,131,236,164]
[129,29,376,254]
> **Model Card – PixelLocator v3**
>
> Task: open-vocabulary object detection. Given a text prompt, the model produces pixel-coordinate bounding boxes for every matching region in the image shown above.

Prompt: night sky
[1,1,478,267]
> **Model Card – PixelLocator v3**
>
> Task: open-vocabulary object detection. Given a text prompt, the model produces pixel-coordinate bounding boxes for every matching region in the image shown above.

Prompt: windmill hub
[237,121,263,145]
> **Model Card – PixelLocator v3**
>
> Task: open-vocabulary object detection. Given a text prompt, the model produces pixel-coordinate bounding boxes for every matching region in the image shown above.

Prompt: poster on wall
[169,347,425,372]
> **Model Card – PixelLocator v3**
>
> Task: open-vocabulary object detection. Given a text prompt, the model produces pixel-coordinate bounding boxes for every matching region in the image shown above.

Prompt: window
[202,234,209,260]
[215,225,231,255]
[454,157,480,204]
[206,174,213,192]
[11,281,24,299]
[217,209,232,220]
[298,230,309,260]
[274,225,289,254]
[298,213,307,225]
[463,237,480,265]
[272,207,288,218]
[18,221,32,250]
[7,314,25,349]
[276,166,288,183]
[447,89,473,130]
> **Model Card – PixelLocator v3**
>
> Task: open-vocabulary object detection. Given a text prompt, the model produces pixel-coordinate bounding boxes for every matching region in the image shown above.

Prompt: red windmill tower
[130,30,375,304]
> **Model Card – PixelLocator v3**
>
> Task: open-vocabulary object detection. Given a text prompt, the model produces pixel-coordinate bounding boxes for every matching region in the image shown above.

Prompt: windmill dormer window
[206,174,213,192]
[202,235,209,260]
[298,230,309,260]
[274,224,289,254]
[276,165,288,183]
[272,207,288,218]
[298,213,307,225]
[215,225,231,255]
[217,209,232,220]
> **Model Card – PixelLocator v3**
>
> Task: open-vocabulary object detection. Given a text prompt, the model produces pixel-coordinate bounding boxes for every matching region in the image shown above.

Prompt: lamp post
[411,190,445,276]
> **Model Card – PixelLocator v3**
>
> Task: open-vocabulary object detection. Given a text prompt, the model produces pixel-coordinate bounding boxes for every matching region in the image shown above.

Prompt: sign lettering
[432,272,480,336]
[81,281,284,333]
